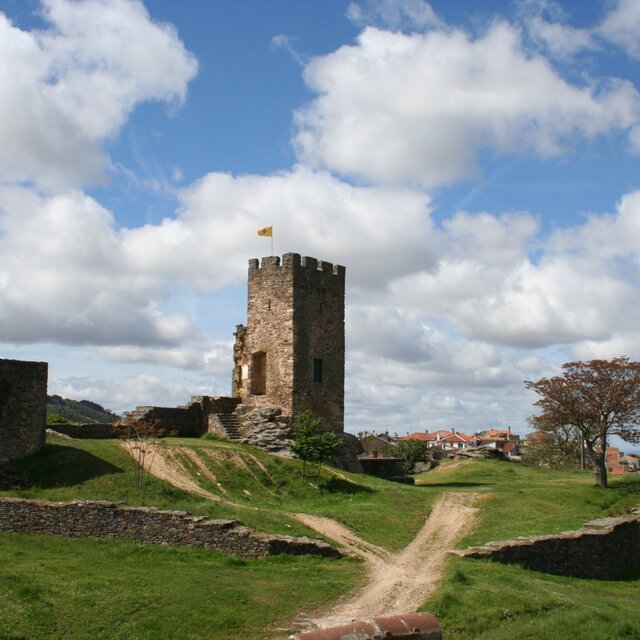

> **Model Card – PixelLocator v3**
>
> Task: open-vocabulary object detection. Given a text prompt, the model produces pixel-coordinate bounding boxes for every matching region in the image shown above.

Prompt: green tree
[525,357,640,488]
[46,413,73,425]
[392,439,430,474]
[290,410,342,480]
[522,420,582,469]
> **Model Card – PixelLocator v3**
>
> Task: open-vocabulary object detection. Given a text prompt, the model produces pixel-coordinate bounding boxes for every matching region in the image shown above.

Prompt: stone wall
[0,497,343,559]
[129,404,201,435]
[458,515,640,579]
[0,358,48,464]
[129,396,241,437]
[49,423,119,439]
[233,253,345,433]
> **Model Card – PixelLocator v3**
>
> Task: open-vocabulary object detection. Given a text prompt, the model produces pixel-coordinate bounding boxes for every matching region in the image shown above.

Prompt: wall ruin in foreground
[457,515,640,579]
[0,498,342,559]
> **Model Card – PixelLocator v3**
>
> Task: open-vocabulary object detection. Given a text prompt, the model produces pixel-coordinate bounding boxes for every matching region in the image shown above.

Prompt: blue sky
[1,0,640,443]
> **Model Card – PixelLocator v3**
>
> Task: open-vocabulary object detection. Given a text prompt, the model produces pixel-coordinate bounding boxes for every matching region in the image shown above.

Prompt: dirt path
[295,514,391,569]
[133,445,480,629]
[298,491,480,630]
[133,444,225,503]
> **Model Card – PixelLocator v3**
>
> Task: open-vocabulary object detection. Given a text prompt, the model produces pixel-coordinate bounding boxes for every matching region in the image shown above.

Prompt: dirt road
[137,446,480,630]
[297,491,480,629]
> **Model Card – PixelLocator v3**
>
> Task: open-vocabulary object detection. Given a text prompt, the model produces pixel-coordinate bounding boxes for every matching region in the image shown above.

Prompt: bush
[392,439,430,474]
[46,413,73,425]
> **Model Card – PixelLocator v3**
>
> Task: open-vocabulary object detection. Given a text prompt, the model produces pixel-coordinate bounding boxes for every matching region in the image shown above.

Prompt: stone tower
[232,253,345,432]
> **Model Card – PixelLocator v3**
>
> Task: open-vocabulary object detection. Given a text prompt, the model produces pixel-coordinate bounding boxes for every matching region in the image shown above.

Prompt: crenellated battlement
[248,253,345,277]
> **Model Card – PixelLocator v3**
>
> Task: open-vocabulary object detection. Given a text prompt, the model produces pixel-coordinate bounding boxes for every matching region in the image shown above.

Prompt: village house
[606,447,639,475]
[398,429,474,453]
[357,432,396,459]
[475,427,521,458]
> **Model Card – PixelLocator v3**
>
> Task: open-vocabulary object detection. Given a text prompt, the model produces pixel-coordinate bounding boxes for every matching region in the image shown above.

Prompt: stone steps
[214,413,241,440]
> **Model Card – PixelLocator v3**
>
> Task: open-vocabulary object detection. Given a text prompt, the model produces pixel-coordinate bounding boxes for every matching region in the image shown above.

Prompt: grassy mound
[1,435,437,549]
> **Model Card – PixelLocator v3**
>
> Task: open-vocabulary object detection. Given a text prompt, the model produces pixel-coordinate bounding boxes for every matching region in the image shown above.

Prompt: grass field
[1,437,639,639]
[416,458,639,544]
[0,532,359,640]
[427,556,640,639]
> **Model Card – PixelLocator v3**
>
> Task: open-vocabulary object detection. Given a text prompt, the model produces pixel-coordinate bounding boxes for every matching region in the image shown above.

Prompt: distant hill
[47,395,120,424]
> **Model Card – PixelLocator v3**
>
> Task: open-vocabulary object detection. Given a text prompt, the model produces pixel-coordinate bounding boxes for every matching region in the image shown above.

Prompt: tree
[525,357,640,488]
[521,421,582,469]
[290,410,343,480]
[116,415,175,491]
[392,439,430,474]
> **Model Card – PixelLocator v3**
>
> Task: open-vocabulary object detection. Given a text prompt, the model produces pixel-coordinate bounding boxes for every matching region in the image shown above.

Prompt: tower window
[313,358,323,384]
[251,351,266,395]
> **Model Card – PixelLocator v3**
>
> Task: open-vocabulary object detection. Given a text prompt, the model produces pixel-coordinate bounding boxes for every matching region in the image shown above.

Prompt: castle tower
[232,253,345,432]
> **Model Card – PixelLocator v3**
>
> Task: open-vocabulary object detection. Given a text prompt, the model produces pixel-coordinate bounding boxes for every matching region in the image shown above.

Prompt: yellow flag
[257,226,272,237]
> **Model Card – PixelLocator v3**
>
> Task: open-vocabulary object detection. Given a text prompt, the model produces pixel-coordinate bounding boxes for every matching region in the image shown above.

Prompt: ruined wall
[0,358,47,464]
[129,396,241,437]
[128,405,201,435]
[0,498,342,559]
[233,253,345,432]
[458,516,640,579]
[49,423,119,439]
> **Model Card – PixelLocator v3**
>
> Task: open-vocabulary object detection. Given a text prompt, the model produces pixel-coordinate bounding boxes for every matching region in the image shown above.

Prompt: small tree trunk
[584,440,607,488]
[594,449,608,488]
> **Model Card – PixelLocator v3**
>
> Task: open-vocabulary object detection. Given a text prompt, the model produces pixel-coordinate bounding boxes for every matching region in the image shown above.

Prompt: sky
[1,0,640,440]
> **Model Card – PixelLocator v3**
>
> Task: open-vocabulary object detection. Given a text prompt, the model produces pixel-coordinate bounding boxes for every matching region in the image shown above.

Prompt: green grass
[0,532,360,640]
[2,439,639,639]
[416,457,640,545]
[168,437,436,551]
[426,557,640,640]
[417,458,640,639]
[1,436,437,551]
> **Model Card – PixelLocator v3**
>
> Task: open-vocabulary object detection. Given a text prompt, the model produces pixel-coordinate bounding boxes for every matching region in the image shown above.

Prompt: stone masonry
[233,254,345,433]
[457,515,640,579]
[0,358,48,464]
[0,497,343,559]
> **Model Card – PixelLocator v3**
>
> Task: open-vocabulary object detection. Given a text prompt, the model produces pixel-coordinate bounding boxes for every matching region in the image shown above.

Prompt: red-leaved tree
[525,357,640,488]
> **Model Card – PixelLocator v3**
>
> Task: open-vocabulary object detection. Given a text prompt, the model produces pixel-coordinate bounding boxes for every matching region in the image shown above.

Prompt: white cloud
[526,16,596,59]
[97,339,233,376]
[122,167,437,291]
[346,0,443,31]
[599,0,640,59]
[0,187,195,346]
[294,23,640,187]
[0,0,197,191]
[52,373,196,413]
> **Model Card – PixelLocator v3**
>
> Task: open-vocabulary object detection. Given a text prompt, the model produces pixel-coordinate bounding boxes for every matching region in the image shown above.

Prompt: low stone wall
[457,515,640,579]
[131,405,202,436]
[359,457,405,479]
[49,423,119,439]
[0,498,342,559]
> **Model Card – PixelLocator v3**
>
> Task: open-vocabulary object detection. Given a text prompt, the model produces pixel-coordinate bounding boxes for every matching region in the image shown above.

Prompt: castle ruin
[128,253,347,455]
[232,253,345,433]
